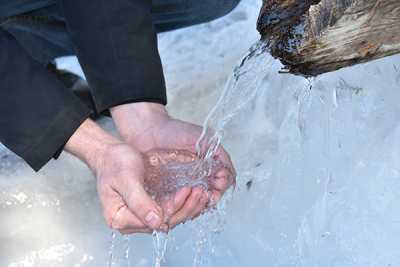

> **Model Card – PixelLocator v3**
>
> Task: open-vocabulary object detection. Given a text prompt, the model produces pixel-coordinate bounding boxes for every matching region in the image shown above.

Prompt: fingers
[110,188,212,234]
[97,184,127,228]
[111,206,151,234]
[123,180,164,230]
[210,146,236,193]
[207,167,234,209]
[215,146,236,177]
[209,190,222,207]
[167,187,208,228]
[161,187,192,220]
[212,168,234,191]
[189,191,209,220]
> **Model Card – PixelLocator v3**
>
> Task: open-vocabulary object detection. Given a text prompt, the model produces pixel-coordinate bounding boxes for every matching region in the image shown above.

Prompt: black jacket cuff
[24,98,91,171]
[0,29,92,171]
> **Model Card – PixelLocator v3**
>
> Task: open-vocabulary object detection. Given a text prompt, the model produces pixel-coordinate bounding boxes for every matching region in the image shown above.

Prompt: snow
[1,0,400,266]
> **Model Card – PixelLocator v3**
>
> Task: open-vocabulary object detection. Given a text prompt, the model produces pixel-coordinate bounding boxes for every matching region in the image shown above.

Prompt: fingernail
[145,211,161,228]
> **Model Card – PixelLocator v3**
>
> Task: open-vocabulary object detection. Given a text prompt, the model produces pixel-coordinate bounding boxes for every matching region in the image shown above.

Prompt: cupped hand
[94,143,212,234]
[93,143,167,234]
[65,119,171,235]
[111,103,236,229]
[143,149,215,229]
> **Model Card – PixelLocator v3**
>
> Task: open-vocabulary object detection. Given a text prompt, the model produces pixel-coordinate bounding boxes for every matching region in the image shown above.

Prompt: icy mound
[2,0,400,266]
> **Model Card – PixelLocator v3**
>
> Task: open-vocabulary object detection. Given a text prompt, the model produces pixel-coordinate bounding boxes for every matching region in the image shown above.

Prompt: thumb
[122,179,164,230]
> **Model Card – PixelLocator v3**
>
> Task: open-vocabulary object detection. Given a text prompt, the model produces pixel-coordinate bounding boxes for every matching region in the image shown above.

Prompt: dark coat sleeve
[0,29,92,171]
[60,0,167,113]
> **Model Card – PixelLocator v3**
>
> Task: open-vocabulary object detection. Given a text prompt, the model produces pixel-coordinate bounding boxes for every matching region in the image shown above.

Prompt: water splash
[152,231,170,267]
[145,40,276,267]
[107,231,117,267]
[196,40,273,159]
[184,40,276,267]
[124,235,130,267]
[143,149,225,203]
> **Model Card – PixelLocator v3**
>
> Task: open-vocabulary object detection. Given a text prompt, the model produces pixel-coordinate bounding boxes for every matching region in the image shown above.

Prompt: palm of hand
[130,118,202,153]
[105,104,236,233]
[131,118,236,216]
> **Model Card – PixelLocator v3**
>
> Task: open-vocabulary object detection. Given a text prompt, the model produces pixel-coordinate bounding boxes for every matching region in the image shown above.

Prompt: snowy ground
[1,0,400,266]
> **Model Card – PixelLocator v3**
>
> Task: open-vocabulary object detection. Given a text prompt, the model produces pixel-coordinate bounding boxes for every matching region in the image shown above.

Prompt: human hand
[65,119,166,234]
[143,149,217,229]
[111,103,236,228]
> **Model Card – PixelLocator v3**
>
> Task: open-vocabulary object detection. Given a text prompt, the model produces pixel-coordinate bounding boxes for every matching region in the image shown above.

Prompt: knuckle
[111,219,125,231]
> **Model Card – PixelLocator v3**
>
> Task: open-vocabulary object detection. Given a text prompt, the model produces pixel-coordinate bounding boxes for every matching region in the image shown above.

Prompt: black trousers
[0,0,240,171]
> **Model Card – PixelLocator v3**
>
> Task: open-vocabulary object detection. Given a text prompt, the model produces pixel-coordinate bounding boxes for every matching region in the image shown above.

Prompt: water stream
[107,39,276,267]
[103,37,275,267]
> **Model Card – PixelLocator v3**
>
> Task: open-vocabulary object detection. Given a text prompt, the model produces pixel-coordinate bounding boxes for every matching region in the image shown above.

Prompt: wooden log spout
[257,0,400,76]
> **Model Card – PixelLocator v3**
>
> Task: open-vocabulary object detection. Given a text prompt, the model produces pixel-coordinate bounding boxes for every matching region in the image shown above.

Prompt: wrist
[111,102,168,122]
[65,119,122,173]
[110,102,169,142]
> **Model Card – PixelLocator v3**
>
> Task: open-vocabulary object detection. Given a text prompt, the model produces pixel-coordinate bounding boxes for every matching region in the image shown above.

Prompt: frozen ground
[1,0,400,266]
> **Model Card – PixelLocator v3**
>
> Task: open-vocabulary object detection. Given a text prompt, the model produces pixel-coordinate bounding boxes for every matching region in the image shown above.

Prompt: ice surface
[2,0,400,266]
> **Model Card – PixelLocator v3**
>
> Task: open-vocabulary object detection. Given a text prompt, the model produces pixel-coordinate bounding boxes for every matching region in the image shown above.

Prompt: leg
[0,4,103,117]
[1,0,242,62]
[152,0,241,33]
[0,0,241,117]
[0,1,56,22]
[0,28,91,170]
[0,4,73,65]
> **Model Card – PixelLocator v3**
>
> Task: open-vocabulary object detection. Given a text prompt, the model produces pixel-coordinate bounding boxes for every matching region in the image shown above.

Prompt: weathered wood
[257,0,400,76]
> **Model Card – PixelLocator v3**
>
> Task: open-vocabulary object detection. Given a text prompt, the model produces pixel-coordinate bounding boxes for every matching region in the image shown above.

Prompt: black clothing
[0,0,240,171]
[47,64,107,119]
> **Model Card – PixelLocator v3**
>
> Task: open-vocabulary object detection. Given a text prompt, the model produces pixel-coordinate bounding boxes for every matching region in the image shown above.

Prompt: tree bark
[257,0,400,76]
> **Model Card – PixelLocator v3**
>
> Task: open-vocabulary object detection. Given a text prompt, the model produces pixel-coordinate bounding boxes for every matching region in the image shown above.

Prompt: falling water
[107,231,117,267]
[146,40,276,267]
[152,231,169,267]
[108,232,131,267]
[196,40,272,158]
[124,235,130,267]
[107,40,275,267]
